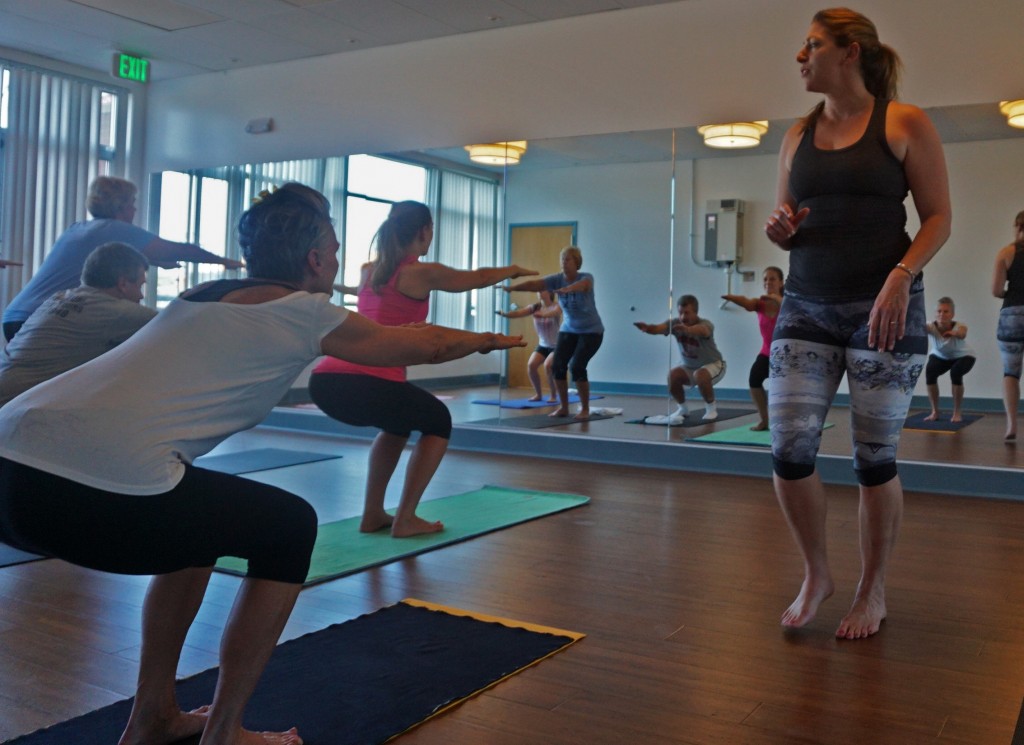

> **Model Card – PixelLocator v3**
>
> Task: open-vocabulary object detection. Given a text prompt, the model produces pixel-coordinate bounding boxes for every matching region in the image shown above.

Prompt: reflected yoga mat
[5,598,584,745]
[466,413,614,429]
[0,543,46,569]
[903,411,981,433]
[689,421,834,447]
[194,448,341,475]
[216,486,589,585]
[626,407,755,427]
[472,394,602,409]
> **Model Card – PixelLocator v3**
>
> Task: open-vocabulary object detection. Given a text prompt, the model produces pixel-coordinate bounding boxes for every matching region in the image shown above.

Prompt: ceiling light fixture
[999,100,1024,129]
[697,121,769,149]
[465,141,528,165]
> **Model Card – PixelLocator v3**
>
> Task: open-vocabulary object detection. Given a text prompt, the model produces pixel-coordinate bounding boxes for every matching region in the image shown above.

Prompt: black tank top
[787,99,912,298]
[1003,244,1024,308]
[181,278,300,303]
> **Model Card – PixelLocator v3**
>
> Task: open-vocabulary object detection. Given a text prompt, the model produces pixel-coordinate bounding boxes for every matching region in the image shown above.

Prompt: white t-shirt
[0,286,157,407]
[0,290,347,495]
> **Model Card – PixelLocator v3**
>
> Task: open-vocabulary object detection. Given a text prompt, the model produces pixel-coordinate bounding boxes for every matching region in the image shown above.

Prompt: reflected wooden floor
[1,425,1023,744]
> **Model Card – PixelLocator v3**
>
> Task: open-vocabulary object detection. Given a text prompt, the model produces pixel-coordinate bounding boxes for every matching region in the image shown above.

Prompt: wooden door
[505,224,576,390]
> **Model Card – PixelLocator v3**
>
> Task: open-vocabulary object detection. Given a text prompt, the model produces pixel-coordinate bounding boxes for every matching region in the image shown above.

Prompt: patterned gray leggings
[768,289,927,487]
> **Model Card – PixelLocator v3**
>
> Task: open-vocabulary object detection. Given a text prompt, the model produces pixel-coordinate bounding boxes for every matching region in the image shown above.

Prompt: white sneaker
[672,404,688,418]
[702,403,718,421]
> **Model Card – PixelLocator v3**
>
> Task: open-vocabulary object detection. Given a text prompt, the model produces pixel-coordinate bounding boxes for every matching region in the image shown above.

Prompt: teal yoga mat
[689,421,834,446]
[215,486,590,585]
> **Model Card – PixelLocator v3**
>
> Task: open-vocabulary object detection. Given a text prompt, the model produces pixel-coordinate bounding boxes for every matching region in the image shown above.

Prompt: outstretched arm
[721,294,759,312]
[504,278,548,293]
[322,312,525,367]
[496,303,538,319]
[142,237,245,269]
[401,263,537,298]
[556,275,593,295]
[634,320,670,335]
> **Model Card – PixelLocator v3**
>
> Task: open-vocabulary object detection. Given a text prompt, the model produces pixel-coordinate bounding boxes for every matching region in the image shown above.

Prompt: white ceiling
[0,0,680,81]
[0,0,1020,170]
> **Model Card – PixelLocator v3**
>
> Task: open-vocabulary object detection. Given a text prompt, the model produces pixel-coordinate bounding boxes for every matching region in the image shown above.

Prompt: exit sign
[112,53,150,83]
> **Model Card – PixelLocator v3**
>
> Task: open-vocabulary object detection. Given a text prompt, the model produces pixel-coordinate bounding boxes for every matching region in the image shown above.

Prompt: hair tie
[251,186,278,206]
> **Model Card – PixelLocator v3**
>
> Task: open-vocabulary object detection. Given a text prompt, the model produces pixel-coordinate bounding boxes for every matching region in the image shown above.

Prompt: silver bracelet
[894,262,915,279]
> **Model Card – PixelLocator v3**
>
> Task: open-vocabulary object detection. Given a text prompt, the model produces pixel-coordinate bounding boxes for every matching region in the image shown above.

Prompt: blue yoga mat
[194,447,341,475]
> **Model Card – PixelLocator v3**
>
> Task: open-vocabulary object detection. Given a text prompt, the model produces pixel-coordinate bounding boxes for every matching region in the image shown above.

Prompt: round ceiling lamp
[465,141,528,165]
[697,121,769,149]
[999,100,1024,129]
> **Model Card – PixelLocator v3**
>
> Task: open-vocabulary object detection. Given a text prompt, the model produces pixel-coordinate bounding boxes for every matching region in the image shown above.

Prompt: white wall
[143,0,1024,173]
[135,0,1024,402]
[506,137,1024,402]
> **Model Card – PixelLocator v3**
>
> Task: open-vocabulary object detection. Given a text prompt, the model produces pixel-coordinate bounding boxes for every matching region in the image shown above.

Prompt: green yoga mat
[689,421,834,446]
[215,486,590,586]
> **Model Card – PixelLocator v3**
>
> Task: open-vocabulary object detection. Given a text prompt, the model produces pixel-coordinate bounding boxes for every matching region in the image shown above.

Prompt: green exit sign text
[112,53,150,83]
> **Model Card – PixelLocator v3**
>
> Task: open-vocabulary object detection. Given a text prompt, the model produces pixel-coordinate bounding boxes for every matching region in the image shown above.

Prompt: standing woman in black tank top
[991,210,1024,439]
[764,8,951,640]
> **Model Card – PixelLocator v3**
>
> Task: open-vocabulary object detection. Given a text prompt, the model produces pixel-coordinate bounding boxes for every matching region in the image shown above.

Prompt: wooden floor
[2,424,1023,744]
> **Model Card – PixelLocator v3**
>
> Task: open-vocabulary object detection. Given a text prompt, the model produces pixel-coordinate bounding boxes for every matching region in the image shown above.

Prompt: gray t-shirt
[0,286,157,406]
[670,317,723,368]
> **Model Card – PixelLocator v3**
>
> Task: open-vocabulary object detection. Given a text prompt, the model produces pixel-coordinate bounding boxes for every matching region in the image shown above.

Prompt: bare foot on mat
[360,511,394,533]
[119,706,209,745]
[392,516,444,538]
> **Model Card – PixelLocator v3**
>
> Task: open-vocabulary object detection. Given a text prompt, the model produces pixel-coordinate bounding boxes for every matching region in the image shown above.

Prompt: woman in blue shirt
[505,246,604,419]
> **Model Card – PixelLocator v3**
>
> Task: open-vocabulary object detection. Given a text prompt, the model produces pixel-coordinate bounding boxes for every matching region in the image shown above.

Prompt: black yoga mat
[903,411,981,433]
[6,599,583,745]
[467,413,615,429]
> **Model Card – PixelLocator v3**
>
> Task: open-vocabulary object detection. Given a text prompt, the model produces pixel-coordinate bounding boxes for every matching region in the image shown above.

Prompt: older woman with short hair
[0,183,523,745]
[504,245,604,419]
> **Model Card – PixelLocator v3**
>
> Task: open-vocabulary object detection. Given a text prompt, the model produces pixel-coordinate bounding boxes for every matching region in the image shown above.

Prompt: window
[153,154,500,331]
[0,61,131,299]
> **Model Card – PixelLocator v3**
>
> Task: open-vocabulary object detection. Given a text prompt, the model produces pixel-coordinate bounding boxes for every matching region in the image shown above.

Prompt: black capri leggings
[551,332,603,382]
[924,354,976,386]
[309,372,452,439]
[0,458,317,584]
[749,353,770,389]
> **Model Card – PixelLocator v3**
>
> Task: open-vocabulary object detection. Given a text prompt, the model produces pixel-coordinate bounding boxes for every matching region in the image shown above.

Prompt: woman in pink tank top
[310,201,536,537]
[721,266,784,431]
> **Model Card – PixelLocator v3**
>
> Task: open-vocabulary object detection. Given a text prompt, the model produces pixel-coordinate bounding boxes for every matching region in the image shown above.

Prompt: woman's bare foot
[120,706,210,745]
[750,421,768,431]
[836,591,886,639]
[359,511,394,533]
[573,409,590,420]
[780,575,835,628]
[547,395,558,402]
[549,407,569,418]
[923,411,939,422]
[231,726,303,744]
[528,394,542,402]
[391,515,444,538]
[950,412,963,423]
[1006,430,1016,441]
